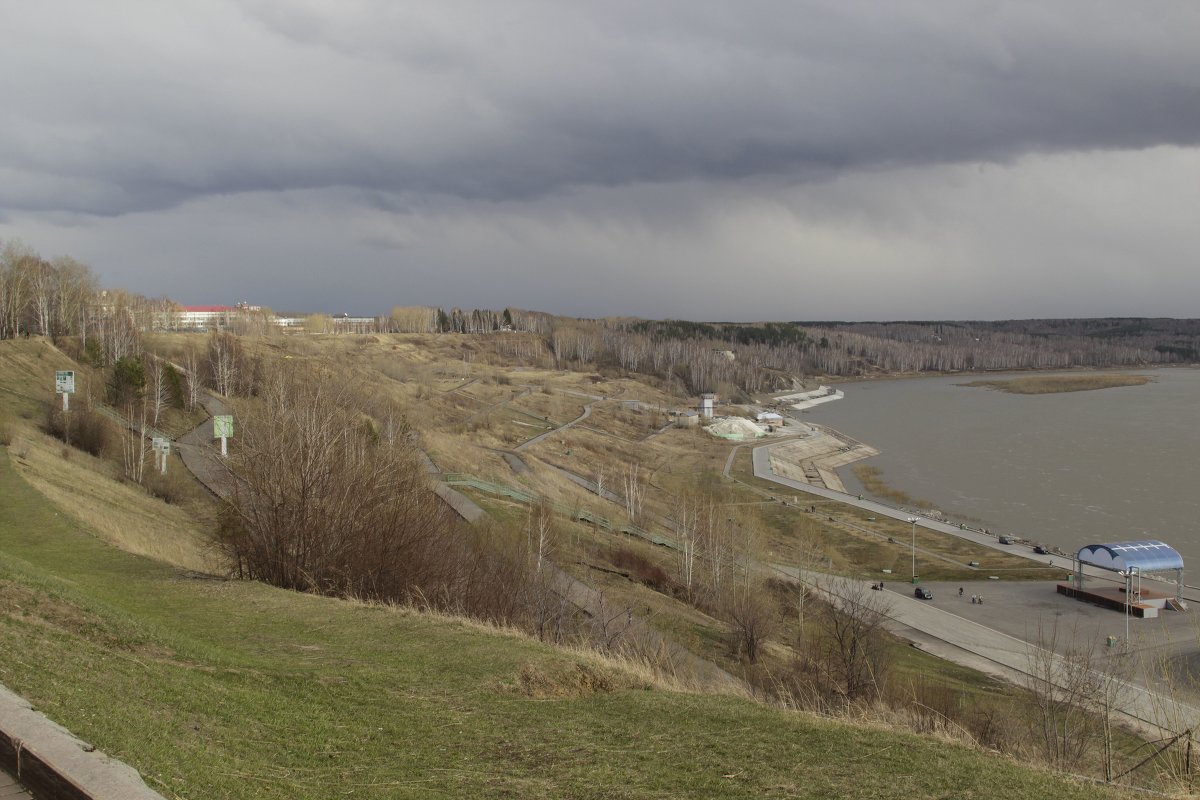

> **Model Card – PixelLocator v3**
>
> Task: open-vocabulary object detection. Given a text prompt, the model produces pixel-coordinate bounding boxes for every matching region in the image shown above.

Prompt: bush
[609,547,673,592]
[216,365,544,629]
[144,463,205,505]
[163,363,185,408]
[45,405,113,458]
[0,409,13,446]
[108,356,146,406]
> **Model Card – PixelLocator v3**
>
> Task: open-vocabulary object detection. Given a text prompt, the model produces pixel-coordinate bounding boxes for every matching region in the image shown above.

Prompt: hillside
[0,336,1149,797]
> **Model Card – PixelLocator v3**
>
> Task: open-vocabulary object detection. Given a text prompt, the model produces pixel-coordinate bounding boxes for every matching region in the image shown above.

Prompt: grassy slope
[0,448,1129,799]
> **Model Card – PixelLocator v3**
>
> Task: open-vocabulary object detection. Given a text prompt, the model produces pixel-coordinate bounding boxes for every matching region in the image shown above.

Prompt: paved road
[175,393,235,499]
[780,567,1200,739]
[752,439,1200,736]
[751,442,1199,603]
[515,402,593,452]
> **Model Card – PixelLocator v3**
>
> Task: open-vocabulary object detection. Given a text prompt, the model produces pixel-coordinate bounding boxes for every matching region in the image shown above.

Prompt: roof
[180,305,233,313]
[1076,540,1184,573]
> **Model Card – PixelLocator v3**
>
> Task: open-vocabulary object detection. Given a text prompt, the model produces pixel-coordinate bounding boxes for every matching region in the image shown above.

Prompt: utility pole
[908,517,918,584]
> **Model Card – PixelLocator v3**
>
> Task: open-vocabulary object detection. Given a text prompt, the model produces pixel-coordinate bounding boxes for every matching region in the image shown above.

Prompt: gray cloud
[2,2,1199,318]
[5,2,1200,215]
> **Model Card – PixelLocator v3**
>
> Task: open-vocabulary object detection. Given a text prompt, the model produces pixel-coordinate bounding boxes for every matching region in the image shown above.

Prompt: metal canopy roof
[1076,540,1184,573]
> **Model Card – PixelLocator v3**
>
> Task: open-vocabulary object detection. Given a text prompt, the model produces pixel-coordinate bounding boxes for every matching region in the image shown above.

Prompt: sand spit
[768,425,879,492]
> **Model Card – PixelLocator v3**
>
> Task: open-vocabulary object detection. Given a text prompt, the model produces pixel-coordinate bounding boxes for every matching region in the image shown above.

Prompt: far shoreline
[811,362,1198,388]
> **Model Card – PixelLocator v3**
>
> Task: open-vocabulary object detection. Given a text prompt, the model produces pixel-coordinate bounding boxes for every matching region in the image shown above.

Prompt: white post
[62,392,69,412]
[160,450,167,474]
[1124,570,1131,642]
[908,517,918,583]
[221,436,228,458]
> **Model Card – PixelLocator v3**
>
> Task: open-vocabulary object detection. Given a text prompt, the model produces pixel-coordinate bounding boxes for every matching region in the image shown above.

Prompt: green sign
[213,415,234,438]
[55,370,75,394]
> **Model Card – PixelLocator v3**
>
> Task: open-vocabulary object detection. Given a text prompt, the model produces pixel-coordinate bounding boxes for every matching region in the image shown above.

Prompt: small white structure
[676,411,700,428]
[705,417,767,440]
[699,393,716,419]
[756,412,784,426]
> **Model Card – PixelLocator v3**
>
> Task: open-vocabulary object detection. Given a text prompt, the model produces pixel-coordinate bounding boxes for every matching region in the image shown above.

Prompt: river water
[802,368,1200,565]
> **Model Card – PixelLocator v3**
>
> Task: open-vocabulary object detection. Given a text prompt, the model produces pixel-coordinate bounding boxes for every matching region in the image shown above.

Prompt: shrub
[609,547,673,592]
[45,405,113,458]
[108,356,146,406]
[144,464,205,505]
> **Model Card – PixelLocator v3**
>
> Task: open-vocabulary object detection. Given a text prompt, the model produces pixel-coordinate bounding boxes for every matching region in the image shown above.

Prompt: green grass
[0,447,1138,799]
[727,453,1053,581]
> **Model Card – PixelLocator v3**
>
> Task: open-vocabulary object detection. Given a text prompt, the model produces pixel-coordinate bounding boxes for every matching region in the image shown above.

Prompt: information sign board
[152,437,170,454]
[213,415,234,439]
[55,370,75,394]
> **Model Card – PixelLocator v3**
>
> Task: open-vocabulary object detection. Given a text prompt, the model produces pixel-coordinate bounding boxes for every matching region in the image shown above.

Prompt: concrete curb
[0,683,164,800]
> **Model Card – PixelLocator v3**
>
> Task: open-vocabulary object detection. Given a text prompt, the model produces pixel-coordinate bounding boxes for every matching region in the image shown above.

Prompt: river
[802,368,1200,565]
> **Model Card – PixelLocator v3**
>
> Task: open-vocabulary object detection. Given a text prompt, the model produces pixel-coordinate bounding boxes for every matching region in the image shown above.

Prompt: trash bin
[1106,636,1116,647]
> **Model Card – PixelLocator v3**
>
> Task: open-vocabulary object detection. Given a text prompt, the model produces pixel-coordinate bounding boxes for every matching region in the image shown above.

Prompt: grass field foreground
[0,446,1134,799]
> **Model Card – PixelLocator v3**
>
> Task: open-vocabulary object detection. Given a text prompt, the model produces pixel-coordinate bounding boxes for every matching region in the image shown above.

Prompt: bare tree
[182,346,202,411]
[622,462,647,523]
[726,582,777,663]
[216,364,534,626]
[121,396,149,484]
[527,499,558,575]
[815,583,893,702]
[208,331,242,396]
[149,358,168,426]
[1024,619,1111,773]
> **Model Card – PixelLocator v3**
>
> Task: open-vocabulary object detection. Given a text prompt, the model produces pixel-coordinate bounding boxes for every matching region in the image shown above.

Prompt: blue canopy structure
[1074,540,1184,600]
[1076,540,1184,573]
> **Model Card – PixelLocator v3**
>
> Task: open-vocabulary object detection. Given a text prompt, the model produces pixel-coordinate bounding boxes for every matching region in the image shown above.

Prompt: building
[699,393,716,419]
[756,411,784,428]
[175,305,235,330]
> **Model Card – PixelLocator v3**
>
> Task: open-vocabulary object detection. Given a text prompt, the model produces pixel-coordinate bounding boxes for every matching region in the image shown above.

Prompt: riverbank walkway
[753,439,1200,737]
[751,441,1200,604]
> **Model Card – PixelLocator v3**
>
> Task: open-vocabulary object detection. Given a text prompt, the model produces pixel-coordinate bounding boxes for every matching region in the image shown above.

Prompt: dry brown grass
[958,373,1152,394]
[853,464,924,506]
[7,419,221,573]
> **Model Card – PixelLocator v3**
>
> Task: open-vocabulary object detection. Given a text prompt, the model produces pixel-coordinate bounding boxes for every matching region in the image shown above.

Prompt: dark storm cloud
[3,1,1200,217]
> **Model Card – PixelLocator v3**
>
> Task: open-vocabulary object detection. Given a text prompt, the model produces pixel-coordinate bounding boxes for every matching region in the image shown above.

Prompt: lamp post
[1125,566,1140,642]
[907,517,919,583]
[1123,570,1130,642]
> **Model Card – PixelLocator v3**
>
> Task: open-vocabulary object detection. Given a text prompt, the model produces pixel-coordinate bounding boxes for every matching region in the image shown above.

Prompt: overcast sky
[3,2,1199,320]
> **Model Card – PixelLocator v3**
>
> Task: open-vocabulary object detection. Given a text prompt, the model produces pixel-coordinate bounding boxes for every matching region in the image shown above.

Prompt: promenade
[753,440,1200,737]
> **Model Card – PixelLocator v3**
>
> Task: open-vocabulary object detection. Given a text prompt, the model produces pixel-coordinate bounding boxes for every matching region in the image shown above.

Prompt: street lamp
[907,517,919,583]
[1124,566,1141,642]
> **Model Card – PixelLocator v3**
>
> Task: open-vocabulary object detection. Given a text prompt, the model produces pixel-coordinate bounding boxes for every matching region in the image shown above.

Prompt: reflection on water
[804,368,1200,565]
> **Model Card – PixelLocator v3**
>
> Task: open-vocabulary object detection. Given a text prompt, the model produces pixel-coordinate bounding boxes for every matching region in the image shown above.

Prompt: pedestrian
[958,587,964,598]
[978,594,984,605]
[971,594,977,604]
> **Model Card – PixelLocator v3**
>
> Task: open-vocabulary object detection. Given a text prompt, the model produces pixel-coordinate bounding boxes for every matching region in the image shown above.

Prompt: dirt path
[514,402,593,452]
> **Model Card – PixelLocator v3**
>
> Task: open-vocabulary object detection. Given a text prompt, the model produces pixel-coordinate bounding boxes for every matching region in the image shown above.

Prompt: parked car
[997,535,1012,545]
[1033,545,1048,555]
[914,586,933,600]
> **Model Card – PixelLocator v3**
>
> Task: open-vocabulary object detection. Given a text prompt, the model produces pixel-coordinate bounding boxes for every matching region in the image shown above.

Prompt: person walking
[958,587,964,599]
